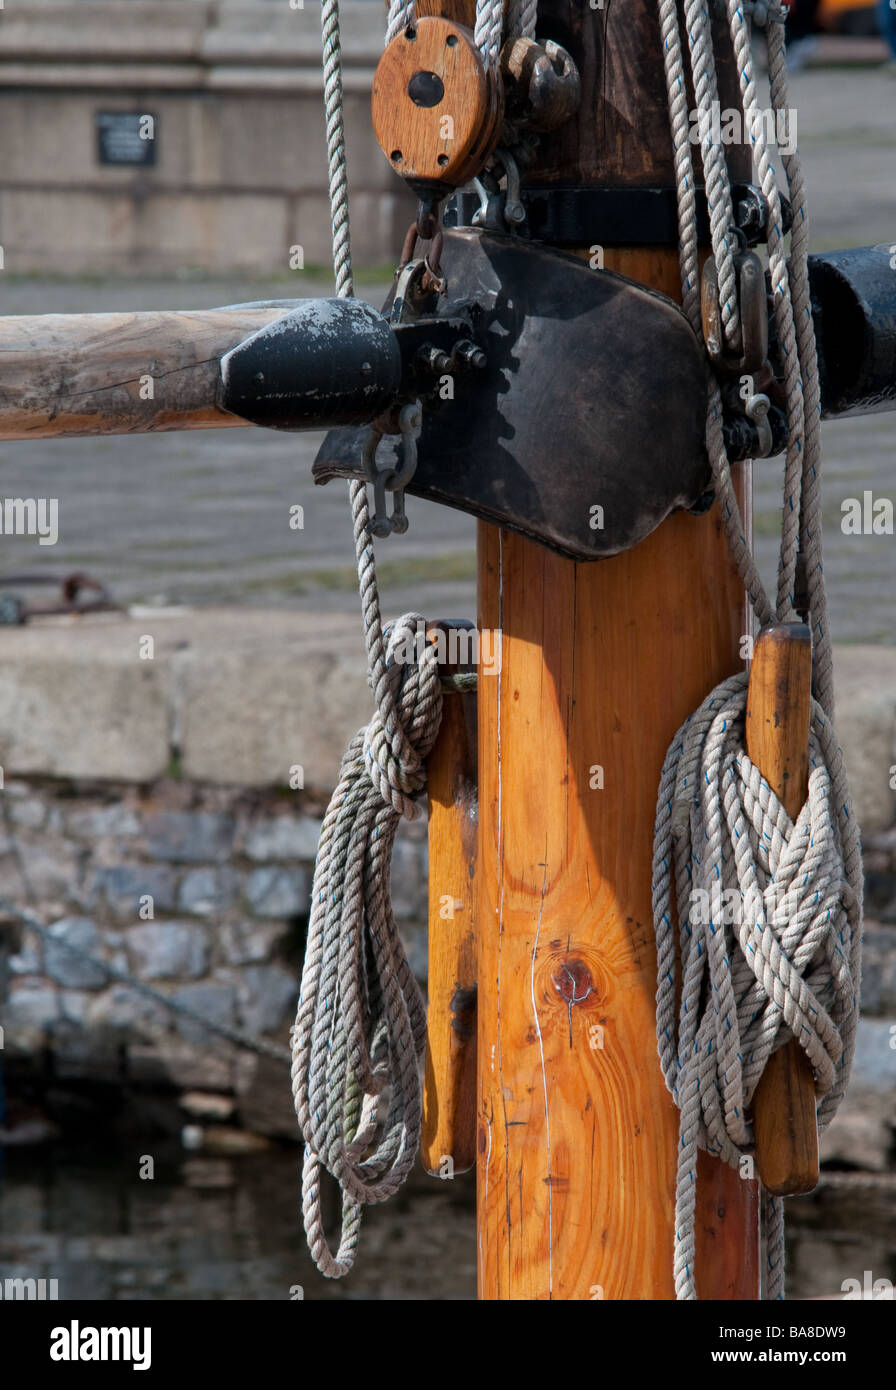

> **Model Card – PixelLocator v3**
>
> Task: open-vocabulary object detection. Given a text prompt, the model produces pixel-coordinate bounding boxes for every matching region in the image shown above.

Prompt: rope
[682,0,742,352]
[290,0,458,1278]
[652,680,862,1299]
[474,0,507,68]
[386,0,528,67]
[385,0,414,45]
[658,0,772,624]
[654,0,863,1300]
[291,608,442,1277]
[322,0,354,299]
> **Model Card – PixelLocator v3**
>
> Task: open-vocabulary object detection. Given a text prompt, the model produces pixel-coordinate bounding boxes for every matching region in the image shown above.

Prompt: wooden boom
[0,307,288,439]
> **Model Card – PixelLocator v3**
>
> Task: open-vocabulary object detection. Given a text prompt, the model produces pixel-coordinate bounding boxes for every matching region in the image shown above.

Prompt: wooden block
[414,0,477,21]
[371,17,501,191]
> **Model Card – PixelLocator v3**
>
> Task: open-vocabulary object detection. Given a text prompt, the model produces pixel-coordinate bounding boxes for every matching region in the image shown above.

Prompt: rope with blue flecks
[653,0,863,1300]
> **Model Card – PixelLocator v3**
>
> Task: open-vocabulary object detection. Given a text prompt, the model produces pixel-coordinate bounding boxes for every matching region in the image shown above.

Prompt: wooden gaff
[0,308,294,439]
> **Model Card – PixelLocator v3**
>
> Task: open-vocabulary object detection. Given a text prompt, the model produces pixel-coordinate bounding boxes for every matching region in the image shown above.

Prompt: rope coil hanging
[291,597,443,1276]
[652,676,862,1299]
[654,0,863,1299]
[293,0,519,1279]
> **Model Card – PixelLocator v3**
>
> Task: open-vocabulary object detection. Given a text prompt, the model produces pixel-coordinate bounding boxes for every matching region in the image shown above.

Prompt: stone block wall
[0,775,428,1138]
[0,608,428,1141]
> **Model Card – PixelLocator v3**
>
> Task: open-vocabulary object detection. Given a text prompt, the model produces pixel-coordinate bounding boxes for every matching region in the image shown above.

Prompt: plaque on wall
[96,112,157,167]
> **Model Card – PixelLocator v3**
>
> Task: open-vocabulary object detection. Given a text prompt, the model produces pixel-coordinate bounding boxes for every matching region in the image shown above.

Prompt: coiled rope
[294,0,538,1282]
[293,0,467,1280]
[654,0,863,1299]
[291,603,443,1276]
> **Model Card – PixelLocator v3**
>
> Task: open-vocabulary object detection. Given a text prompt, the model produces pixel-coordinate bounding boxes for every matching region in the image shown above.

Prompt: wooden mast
[474,1,761,1299]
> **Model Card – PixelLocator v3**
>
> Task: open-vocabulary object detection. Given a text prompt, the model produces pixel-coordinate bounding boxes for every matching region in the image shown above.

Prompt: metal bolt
[454,340,487,371]
[407,70,445,108]
[417,344,451,374]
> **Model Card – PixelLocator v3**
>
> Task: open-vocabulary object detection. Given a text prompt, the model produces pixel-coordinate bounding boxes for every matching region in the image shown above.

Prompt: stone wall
[0,773,428,1141]
[0,608,427,1142]
[0,1,416,273]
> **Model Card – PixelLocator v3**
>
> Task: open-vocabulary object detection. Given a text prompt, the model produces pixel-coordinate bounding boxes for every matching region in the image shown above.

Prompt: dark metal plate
[314,229,710,561]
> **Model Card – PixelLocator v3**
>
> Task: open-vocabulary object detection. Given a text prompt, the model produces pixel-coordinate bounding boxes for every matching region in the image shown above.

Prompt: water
[0,1143,477,1301]
[0,1142,891,1300]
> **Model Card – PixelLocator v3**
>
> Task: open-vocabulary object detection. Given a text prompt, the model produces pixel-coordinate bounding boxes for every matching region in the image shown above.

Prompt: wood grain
[415,0,477,23]
[0,308,285,439]
[371,17,499,190]
[475,244,760,1301]
[422,684,479,1176]
[747,623,820,1197]
[523,1,752,188]
[471,0,762,1301]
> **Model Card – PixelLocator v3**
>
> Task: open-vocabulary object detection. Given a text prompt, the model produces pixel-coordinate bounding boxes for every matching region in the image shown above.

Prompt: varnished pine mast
[475,0,761,1300]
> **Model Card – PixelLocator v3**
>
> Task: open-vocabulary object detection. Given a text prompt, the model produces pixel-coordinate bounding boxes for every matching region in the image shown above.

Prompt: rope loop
[653,674,863,1299]
[362,615,442,818]
[291,611,443,1276]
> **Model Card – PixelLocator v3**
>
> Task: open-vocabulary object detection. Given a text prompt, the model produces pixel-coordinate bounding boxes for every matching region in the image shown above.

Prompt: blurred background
[0,0,893,1301]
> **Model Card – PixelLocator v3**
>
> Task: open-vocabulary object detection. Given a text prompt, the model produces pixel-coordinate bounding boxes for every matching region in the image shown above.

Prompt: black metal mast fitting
[217,236,896,564]
[219,298,402,430]
[810,245,896,417]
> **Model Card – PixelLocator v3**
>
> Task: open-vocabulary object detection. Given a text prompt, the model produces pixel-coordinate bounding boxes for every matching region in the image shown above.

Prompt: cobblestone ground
[0,63,893,635]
